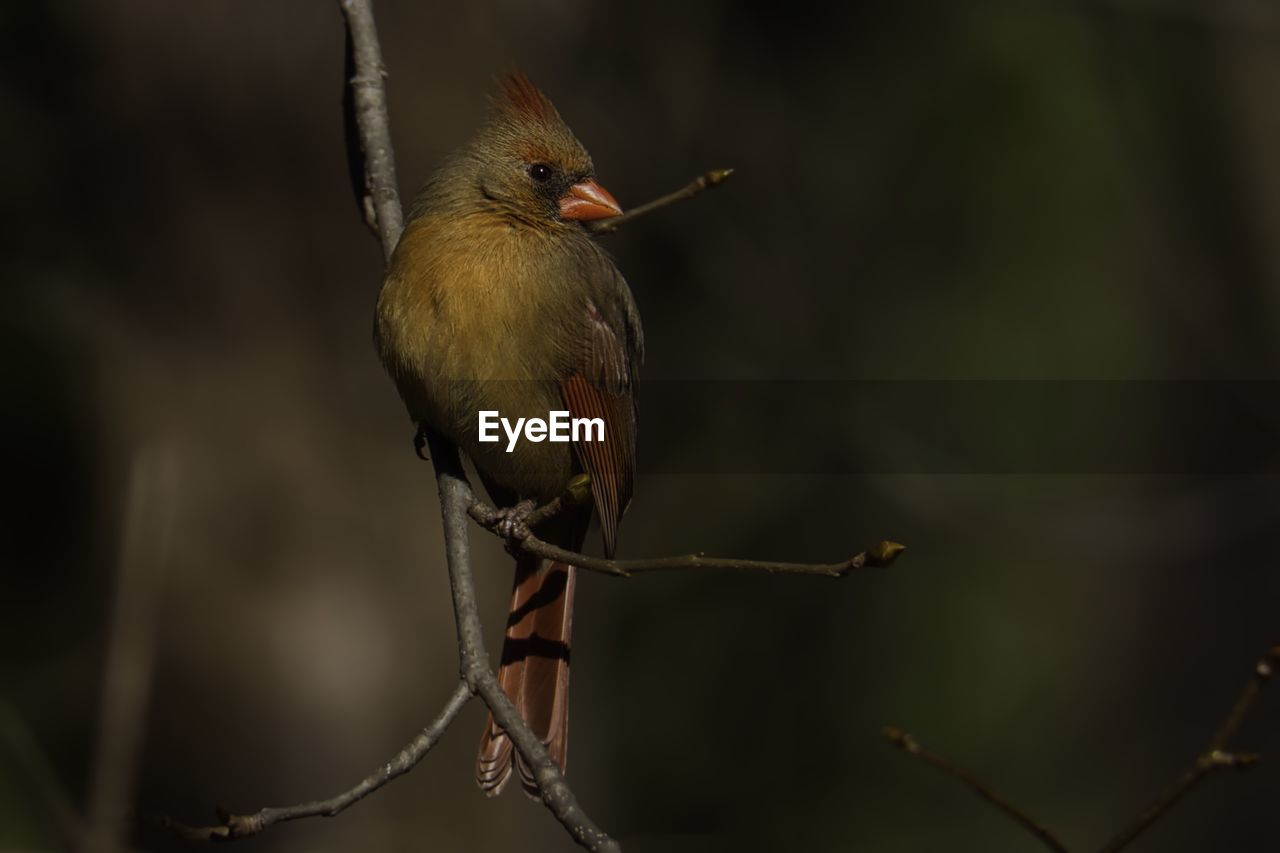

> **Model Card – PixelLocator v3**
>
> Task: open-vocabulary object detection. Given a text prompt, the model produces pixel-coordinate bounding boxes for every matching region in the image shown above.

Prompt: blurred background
[3,1,1278,851]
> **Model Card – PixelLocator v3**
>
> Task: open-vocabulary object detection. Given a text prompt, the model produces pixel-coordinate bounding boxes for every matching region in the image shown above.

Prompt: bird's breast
[375,213,585,498]
[383,215,579,375]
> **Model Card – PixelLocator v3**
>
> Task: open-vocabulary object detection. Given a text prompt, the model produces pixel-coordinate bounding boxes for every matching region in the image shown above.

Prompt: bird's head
[464,71,622,226]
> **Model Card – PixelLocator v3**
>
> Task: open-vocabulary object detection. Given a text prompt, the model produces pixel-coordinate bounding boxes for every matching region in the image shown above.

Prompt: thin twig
[1208,645,1277,752]
[468,497,905,577]
[1097,645,1279,853]
[149,681,472,841]
[883,727,1070,853]
[585,169,734,234]
[525,535,901,577]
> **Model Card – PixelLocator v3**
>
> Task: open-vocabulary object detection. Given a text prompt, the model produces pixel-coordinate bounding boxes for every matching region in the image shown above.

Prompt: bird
[374,71,642,797]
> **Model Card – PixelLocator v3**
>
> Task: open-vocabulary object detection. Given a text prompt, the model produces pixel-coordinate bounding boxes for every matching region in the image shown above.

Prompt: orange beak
[559,179,622,221]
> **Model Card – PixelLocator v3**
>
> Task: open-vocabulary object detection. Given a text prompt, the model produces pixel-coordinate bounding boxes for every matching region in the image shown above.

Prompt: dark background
[3,1,1278,851]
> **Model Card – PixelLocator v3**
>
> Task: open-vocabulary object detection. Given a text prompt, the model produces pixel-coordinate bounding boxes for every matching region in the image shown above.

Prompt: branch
[883,727,1069,853]
[469,496,903,577]
[1098,644,1279,853]
[339,0,402,260]
[148,681,471,841]
[525,535,902,577]
[585,168,733,235]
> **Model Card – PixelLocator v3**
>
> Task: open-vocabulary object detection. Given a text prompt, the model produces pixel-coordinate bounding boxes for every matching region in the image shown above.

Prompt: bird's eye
[528,163,553,183]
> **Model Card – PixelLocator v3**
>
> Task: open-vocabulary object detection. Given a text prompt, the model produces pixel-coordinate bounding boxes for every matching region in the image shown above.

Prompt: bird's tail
[476,513,586,797]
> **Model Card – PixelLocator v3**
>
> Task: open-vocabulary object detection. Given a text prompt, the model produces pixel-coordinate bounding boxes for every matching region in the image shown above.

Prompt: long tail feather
[477,513,586,796]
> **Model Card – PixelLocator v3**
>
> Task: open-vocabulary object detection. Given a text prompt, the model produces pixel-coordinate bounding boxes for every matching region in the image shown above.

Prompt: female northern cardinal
[374,72,642,796]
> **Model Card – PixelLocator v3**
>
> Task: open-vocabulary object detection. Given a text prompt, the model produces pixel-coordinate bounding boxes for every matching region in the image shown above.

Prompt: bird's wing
[559,263,642,557]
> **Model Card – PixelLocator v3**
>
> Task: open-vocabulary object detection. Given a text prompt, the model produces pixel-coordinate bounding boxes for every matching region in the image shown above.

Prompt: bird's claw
[413,424,430,460]
[493,499,537,542]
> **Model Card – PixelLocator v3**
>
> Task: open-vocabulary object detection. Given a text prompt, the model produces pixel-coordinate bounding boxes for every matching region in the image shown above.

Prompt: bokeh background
[3,1,1278,851]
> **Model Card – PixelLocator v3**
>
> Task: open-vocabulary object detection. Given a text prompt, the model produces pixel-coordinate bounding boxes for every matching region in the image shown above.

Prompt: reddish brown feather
[497,70,560,125]
[561,374,634,557]
[476,513,585,797]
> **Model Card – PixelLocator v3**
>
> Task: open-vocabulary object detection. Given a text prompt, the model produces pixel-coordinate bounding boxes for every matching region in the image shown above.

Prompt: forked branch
[888,644,1279,853]
[1097,644,1278,853]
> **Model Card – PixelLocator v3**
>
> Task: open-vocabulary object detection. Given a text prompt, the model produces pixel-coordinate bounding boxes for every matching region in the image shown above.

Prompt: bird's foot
[492,499,538,542]
[413,424,430,460]
[562,473,592,507]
